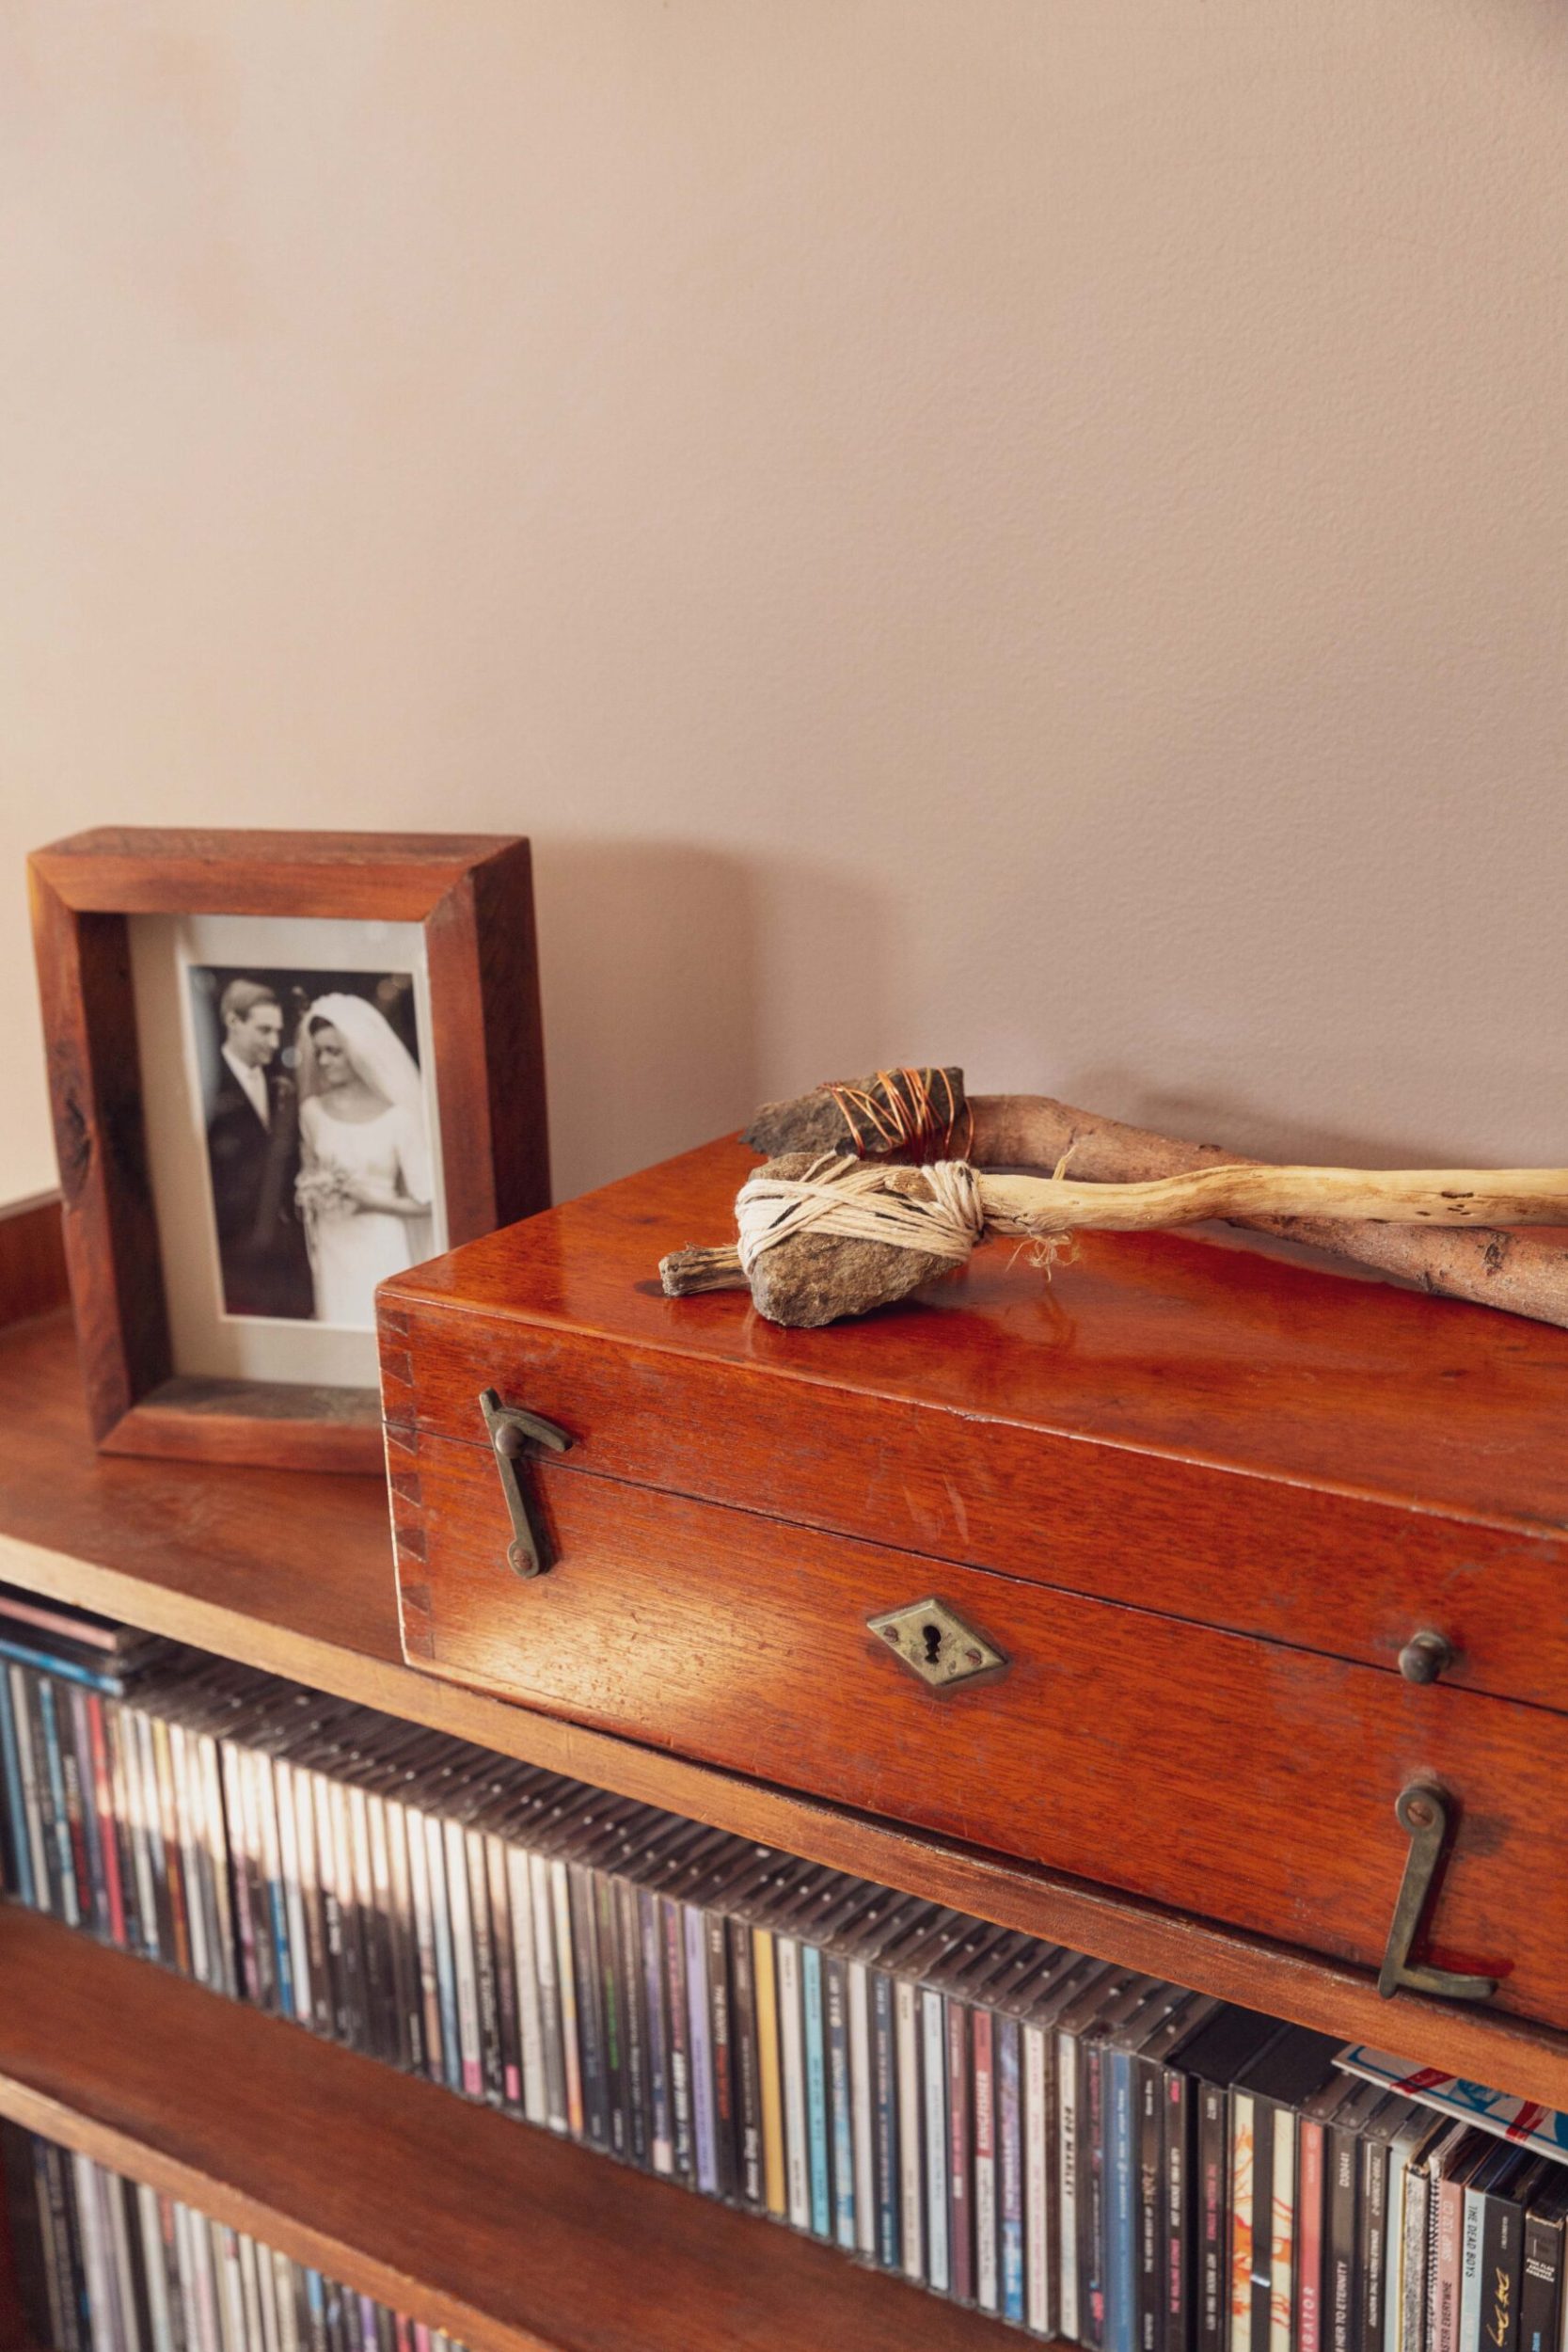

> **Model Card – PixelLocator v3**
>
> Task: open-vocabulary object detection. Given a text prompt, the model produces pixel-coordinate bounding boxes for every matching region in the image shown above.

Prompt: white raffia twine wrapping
[736,1154,985,1274]
[734,1153,1075,1279]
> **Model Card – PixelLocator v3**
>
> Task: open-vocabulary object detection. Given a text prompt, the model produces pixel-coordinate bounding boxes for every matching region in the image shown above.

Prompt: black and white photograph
[187,963,436,1331]
[123,903,454,1398]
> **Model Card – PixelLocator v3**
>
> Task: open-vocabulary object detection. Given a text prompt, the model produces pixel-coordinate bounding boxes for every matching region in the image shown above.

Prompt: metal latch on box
[478,1388,573,1578]
[865,1596,1007,1692]
[1377,1780,1497,2003]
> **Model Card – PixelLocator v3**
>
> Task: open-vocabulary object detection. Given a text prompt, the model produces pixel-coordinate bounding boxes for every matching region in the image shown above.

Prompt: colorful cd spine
[801,1944,832,2238]
[638,1886,672,2171]
[949,1996,974,2308]
[730,1914,763,2206]
[776,1934,810,2231]
[923,1986,950,2296]
[999,2012,1025,2324]
[752,1926,787,2219]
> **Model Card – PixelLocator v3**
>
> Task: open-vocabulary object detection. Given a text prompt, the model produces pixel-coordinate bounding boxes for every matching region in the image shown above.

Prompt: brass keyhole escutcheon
[865,1597,1007,1692]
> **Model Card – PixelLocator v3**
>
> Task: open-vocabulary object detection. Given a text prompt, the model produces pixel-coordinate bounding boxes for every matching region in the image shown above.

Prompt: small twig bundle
[660,1152,1568,1328]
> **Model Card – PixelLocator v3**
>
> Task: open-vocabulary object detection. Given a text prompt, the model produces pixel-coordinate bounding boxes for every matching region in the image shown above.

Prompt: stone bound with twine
[665,1150,1081,1327]
[731,1152,979,1325]
[733,1152,986,1325]
[659,1149,1568,1328]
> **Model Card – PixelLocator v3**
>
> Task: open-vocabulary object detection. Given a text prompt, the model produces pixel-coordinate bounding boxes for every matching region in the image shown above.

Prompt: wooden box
[378,1137,1568,2036]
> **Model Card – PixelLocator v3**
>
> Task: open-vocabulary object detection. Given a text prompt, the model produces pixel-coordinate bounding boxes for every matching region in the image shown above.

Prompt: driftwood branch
[663,1152,1568,1327]
[979,1163,1568,1231]
[737,1073,1568,1330]
[657,1243,746,1293]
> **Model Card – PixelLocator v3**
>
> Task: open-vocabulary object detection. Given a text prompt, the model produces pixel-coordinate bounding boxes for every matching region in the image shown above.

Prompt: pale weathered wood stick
[658,1243,747,1293]
[661,1152,1568,1327]
[978,1164,1568,1233]
[740,1073,1568,1328]
[973,1095,1568,1325]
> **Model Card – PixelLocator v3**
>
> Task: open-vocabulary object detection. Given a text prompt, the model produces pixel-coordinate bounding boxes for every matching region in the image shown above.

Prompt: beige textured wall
[3,2,1565,1210]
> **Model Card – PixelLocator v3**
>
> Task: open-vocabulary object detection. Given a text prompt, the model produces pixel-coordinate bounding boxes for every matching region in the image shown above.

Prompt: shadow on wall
[1056,1072,1467,1173]
[532,840,891,1203]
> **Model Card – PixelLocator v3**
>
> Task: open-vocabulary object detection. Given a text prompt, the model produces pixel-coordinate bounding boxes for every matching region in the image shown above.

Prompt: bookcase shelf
[4,1294,1568,2127]
[0,1903,1013,2352]
[3,1306,1567,2119]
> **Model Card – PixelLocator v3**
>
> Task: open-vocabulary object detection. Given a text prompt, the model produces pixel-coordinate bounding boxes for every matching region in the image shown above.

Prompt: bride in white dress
[293,993,436,1327]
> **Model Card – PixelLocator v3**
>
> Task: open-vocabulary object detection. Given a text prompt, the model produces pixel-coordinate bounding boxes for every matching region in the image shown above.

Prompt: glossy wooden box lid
[379,1136,1568,1705]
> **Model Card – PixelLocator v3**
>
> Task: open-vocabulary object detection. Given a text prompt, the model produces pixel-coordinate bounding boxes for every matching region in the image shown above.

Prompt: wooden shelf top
[0,1905,1006,2352]
[4,1307,1568,2110]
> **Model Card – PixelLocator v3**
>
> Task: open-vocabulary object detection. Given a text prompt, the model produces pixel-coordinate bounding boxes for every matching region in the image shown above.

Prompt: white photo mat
[129,912,449,1389]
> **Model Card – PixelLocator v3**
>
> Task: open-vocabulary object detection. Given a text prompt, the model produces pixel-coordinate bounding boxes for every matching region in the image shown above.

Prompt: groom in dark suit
[204,978,315,1319]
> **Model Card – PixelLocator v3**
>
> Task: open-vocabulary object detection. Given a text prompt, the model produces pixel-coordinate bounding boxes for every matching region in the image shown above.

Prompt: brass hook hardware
[1376,1781,1497,2004]
[478,1389,572,1578]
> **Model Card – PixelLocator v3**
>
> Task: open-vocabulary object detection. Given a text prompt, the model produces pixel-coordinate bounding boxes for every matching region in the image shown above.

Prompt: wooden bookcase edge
[0,1908,1005,2352]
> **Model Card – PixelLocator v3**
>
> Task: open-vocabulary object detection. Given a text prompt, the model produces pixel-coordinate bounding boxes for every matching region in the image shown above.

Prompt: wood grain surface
[29,864,173,1438]
[0,1904,1009,2352]
[100,1380,384,1473]
[398,1427,1568,2032]
[381,1136,1568,1709]
[27,829,517,919]
[4,1309,1567,2106]
[424,838,550,1242]
[0,1196,68,1333]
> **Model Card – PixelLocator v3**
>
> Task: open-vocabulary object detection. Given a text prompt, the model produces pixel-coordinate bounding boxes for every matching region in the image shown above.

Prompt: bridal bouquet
[295,1162,358,1219]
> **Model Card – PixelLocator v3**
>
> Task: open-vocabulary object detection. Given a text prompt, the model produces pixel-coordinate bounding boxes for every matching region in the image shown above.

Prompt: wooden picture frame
[28,828,549,1474]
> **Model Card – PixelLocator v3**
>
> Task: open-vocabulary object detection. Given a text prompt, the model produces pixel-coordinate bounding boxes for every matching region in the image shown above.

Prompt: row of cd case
[2,2125,464,2352]
[2,1640,1560,2352]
